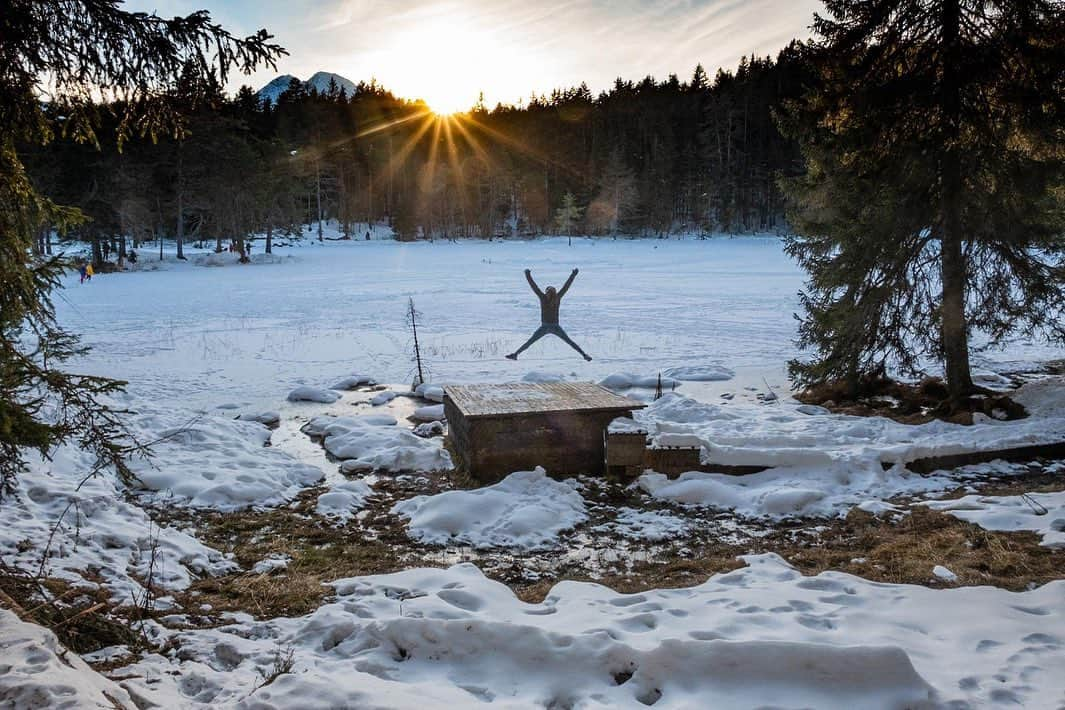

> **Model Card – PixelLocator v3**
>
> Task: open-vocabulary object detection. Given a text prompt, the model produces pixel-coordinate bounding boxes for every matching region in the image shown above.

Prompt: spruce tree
[0,1,283,492]
[781,0,1064,402]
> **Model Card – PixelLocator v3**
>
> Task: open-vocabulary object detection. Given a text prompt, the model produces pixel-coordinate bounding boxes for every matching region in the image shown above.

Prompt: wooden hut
[443,382,644,482]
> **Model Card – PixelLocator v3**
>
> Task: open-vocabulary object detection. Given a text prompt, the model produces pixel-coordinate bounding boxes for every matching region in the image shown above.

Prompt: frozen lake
[56,235,1058,411]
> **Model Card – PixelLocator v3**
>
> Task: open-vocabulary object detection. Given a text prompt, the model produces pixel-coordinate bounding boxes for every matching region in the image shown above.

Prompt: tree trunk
[176,141,186,260]
[266,223,273,254]
[939,0,973,400]
[316,160,324,241]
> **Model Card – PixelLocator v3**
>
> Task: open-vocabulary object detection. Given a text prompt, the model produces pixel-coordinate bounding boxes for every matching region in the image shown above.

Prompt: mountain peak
[256,72,357,105]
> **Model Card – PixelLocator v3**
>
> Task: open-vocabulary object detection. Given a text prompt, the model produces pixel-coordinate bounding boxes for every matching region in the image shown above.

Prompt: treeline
[24,44,811,261]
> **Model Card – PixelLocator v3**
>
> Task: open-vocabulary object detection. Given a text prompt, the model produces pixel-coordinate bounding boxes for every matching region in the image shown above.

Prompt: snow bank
[316,479,373,524]
[1,445,236,605]
[392,468,587,549]
[919,488,1065,548]
[0,610,137,709]
[664,364,734,382]
[128,412,323,511]
[303,415,451,472]
[286,385,340,403]
[632,382,1065,519]
[370,391,399,406]
[118,553,1065,708]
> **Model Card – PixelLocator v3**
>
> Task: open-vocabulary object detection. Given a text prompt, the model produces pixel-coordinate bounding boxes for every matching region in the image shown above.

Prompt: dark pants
[512,323,590,359]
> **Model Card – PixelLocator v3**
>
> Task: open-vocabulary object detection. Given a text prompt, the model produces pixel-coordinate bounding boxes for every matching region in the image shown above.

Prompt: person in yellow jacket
[85,263,94,281]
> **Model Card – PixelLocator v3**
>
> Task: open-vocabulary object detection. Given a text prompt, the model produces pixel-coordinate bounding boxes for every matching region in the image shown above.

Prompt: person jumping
[507,268,592,361]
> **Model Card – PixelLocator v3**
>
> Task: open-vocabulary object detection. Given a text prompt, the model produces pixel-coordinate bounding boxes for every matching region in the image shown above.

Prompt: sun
[377,14,539,115]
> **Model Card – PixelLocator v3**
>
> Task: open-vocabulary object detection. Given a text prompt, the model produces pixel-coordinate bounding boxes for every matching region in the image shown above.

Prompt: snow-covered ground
[3,234,1063,708]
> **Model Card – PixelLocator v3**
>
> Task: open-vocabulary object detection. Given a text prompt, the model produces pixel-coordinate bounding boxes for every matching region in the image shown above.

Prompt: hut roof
[444,382,645,420]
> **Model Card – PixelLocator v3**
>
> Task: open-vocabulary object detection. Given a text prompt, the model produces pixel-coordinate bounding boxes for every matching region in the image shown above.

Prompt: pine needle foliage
[780,0,1065,399]
[0,1,285,493]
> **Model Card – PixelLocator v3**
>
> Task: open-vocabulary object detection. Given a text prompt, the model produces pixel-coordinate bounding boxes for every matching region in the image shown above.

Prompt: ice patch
[414,383,445,402]
[392,468,587,549]
[664,364,735,382]
[600,372,678,390]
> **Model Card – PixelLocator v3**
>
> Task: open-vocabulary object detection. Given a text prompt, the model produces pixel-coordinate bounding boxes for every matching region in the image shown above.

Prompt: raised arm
[558,268,579,297]
[524,269,544,297]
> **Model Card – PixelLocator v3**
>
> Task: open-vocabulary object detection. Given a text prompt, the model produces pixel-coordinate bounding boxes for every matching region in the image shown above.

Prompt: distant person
[78,262,88,284]
[85,263,94,281]
[365,230,371,241]
[127,249,138,264]
[507,268,592,361]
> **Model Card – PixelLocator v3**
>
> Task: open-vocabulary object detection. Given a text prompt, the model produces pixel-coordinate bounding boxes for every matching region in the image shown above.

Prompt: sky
[133,0,822,113]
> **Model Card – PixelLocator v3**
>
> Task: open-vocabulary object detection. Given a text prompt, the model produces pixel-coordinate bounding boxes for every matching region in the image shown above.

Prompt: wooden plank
[445,382,644,419]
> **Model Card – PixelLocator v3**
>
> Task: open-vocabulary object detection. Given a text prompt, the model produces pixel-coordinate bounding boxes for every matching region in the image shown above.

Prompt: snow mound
[129,413,323,510]
[236,410,280,425]
[411,403,445,422]
[316,479,373,523]
[600,372,678,390]
[370,391,399,406]
[0,610,137,709]
[287,385,340,403]
[414,383,445,402]
[664,364,735,382]
[330,375,377,390]
[919,490,1065,548]
[392,468,587,549]
[122,554,1065,708]
[1,444,236,604]
[304,415,451,472]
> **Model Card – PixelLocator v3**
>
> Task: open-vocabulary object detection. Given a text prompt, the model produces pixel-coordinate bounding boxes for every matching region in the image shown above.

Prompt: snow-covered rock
[287,385,341,403]
[392,468,587,549]
[413,421,445,438]
[932,565,957,582]
[0,610,137,709]
[304,415,451,472]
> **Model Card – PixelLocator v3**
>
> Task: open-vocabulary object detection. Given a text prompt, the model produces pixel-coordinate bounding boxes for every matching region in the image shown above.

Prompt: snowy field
[3,234,1064,709]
